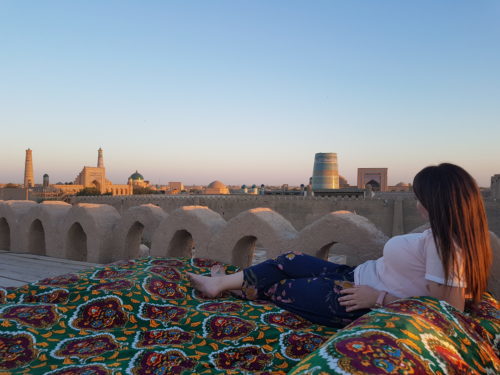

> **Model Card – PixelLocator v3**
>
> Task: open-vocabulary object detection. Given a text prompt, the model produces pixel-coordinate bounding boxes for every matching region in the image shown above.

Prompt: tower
[43,174,49,188]
[492,175,500,200]
[24,148,34,188]
[97,148,104,168]
[311,153,339,190]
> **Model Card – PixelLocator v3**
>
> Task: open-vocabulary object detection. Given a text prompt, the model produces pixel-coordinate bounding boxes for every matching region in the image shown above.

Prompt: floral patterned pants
[242,252,369,327]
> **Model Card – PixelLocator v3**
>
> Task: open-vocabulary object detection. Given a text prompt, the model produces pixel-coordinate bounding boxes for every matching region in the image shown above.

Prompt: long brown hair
[413,163,492,304]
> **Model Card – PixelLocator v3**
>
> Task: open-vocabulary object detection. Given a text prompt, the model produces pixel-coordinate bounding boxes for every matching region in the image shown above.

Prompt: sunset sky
[1,1,499,187]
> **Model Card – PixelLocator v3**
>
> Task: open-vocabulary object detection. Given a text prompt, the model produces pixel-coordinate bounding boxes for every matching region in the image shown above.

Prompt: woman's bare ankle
[187,272,224,298]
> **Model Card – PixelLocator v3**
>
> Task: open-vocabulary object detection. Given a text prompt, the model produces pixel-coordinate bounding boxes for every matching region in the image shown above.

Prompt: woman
[188,163,492,327]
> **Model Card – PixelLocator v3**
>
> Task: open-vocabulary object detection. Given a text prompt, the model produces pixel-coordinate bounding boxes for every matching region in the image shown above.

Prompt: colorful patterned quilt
[289,294,500,374]
[0,257,499,374]
[0,257,338,374]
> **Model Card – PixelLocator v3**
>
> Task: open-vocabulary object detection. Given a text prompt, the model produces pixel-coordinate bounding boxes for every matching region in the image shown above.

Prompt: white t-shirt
[354,229,465,298]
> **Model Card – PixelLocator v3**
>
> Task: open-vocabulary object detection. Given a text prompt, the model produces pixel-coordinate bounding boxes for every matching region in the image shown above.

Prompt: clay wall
[1,199,499,296]
[73,194,500,237]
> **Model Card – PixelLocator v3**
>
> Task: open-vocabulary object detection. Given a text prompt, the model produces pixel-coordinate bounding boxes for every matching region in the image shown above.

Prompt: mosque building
[203,180,230,195]
[50,148,133,196]
[128,171,150,188]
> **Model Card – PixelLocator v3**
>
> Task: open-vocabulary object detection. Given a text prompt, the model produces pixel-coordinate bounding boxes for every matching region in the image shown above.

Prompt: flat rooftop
[0,250,100,288]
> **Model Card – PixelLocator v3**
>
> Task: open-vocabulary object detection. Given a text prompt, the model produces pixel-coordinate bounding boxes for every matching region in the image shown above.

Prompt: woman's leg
[242,252,355,300]
[267,276,369,327]
[188,251,354,300]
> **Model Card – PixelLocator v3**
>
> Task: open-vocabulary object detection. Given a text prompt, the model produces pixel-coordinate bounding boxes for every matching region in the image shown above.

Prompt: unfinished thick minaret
[24,148,34,188]
[97,148,104,168]
[311,152,339,190]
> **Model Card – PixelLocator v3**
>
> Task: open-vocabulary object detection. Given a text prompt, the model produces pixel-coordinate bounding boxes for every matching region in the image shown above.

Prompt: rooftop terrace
[0,250,99,288]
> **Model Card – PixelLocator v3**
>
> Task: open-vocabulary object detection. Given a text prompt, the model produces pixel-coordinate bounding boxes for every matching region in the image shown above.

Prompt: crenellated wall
[1,199,499,297]
[72,194,500,238]
[72,195,408,236]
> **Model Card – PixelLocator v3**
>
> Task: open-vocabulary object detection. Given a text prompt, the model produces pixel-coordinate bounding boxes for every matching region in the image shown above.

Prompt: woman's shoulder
[388,230,428,246]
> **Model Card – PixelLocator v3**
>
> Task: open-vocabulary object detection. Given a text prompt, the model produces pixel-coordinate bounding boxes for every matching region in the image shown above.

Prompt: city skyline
[1,1,499,187]
[0,147,494,188]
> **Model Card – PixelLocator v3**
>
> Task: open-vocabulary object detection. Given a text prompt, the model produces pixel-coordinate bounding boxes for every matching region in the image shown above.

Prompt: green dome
[129,171,144,181]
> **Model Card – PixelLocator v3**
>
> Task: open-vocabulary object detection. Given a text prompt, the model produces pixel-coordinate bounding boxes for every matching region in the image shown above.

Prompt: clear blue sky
[1,1,499,187]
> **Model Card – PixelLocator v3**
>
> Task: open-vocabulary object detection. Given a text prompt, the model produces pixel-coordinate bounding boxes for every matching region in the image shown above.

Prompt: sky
[1,1,499,187]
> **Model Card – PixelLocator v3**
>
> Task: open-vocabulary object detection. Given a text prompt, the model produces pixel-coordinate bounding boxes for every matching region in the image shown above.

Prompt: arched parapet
[150,206,226,259]
[0,200,38,251]
[113,204,167,261]
[291,210,388,266]
[17,201,72,256]
[206,208,298,268]
[61,203,121,263]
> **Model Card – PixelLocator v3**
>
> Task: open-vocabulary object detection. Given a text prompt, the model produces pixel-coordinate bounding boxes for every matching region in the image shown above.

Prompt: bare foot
[210,265,243,298]
[210,264,225,277]
[187,272,222,298]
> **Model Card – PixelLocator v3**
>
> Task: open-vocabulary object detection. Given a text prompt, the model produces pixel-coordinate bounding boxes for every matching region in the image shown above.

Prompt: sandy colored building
[203,180,230,195]
[53,148,133,196]
[388,182,411,192]
[168,182,184,194]
[127,171,151,188]
[357,168,388,192]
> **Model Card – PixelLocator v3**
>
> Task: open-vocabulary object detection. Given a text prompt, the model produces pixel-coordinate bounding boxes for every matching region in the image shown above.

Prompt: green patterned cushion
[288,295,499,374]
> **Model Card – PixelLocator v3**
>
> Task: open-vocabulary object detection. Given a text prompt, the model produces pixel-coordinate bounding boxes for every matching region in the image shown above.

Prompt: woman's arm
[426,281,465,311]
[338,286,396,312]
[339,283,465,312]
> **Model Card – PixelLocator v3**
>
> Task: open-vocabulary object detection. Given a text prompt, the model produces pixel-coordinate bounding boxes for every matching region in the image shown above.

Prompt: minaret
[24,148,34,188]
[97,148,104,168]
[43,174,49,188]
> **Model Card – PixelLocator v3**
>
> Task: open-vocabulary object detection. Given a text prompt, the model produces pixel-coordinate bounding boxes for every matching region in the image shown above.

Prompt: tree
[133,186,156,195]
[76,187,101,196]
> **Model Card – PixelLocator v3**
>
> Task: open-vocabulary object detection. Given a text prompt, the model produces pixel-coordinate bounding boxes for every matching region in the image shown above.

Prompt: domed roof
[129,171,144,181]
[208,180,226,189]
[241,184,247,189]
[396,182,409,187]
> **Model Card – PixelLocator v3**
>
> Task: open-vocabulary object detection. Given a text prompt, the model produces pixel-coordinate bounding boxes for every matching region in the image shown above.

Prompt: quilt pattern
[288,294,500,374]
[0,257,338,374]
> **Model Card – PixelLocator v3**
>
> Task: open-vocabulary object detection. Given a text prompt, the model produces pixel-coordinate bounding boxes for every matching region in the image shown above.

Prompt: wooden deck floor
[0,250,100,288]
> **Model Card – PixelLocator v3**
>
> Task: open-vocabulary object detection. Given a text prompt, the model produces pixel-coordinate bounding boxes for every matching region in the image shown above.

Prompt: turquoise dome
[129,171,144,181]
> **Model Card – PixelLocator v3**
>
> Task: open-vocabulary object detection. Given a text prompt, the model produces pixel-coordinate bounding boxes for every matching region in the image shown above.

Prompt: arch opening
[125,221,146,259]
[167,230,194,258]
[92,180,101,193]
[66,222,87,261]
[0,217,10,251]
[252,241,268,265]
[28,219,46,255]
[316,241,335,260]
[232,235,257,268]
[365,179,381,191]
[326,243,348,265]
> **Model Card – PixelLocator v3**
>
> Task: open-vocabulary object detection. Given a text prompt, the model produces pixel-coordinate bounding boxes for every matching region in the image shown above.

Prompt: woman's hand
[338,285,379,312]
